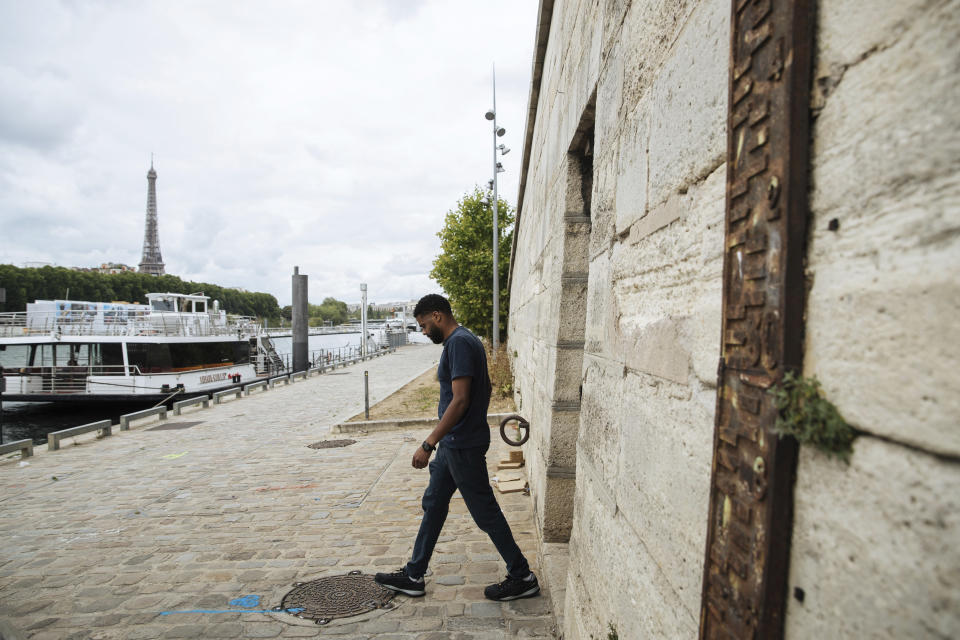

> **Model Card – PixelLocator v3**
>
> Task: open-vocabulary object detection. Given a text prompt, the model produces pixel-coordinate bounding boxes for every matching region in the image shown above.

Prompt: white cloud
[0,0,537,306]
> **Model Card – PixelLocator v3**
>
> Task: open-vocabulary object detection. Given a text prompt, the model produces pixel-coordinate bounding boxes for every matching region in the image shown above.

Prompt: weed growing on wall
[769,371,857,462]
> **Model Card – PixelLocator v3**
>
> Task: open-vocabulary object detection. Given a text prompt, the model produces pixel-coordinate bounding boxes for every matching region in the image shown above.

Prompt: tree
[0,264,282,319]
[309,297,349,325]
[430,187,514,341]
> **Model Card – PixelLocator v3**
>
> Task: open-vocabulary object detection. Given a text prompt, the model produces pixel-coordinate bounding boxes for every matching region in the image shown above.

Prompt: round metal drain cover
[308,439,356,449]
[280,572,394,624]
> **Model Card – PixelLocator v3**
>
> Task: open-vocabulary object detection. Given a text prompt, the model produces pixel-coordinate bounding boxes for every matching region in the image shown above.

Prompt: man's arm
[412,376,471,468]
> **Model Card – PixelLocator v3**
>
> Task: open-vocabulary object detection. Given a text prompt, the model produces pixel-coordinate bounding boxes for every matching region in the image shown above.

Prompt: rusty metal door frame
[700,0,814,638]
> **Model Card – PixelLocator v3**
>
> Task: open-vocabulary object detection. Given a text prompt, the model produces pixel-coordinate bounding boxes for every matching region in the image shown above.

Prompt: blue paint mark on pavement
[160,592,305,617]
[160,607,304,616]
[229,594,261,608]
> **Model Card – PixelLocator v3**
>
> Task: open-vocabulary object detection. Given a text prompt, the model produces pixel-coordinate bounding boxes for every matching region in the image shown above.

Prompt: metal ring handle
[499,414,530,446]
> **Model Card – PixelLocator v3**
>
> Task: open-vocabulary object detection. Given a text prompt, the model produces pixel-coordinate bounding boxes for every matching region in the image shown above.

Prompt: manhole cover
[148,421,203,431]
[279,572,394,624]
[308,439,356,449]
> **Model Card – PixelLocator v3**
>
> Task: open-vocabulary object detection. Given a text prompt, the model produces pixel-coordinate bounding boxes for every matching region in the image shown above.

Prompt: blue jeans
[405,444,530,580]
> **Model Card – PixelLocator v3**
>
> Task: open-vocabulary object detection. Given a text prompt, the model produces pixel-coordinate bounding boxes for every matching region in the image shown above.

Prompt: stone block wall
[510,0,729,637]
[787,0,960,637]
[509,0,959,638]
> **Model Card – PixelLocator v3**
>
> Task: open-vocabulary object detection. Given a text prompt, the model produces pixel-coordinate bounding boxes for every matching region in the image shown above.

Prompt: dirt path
[347,366,516,421]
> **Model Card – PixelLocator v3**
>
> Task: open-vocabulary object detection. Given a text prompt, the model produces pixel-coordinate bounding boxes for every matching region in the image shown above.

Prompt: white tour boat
[0,292,285,403]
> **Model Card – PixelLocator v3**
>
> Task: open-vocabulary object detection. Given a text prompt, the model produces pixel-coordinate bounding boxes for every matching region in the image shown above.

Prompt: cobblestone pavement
[0,344,557,639]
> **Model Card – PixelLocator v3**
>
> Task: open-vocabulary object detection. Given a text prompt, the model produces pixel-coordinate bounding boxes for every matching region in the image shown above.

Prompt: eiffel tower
[138,158,165,276]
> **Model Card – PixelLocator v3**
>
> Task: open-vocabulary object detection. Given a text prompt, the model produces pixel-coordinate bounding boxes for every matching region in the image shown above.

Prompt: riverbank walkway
[0,344,556,639]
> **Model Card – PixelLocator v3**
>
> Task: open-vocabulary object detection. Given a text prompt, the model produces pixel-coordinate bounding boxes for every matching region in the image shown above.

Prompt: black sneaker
[374,567,425,597]
[484,573,540,601]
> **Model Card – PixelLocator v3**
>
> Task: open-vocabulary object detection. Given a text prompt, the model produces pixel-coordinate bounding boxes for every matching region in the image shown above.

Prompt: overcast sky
[0,1,538,306]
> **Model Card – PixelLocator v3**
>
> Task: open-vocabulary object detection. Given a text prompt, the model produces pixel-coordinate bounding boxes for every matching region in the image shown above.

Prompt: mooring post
[292,266,309,373]
[364,370,370,419]
[0,365,5,445]
[360,283,368,358]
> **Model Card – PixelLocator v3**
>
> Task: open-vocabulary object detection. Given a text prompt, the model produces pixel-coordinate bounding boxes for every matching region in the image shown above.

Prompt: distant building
[346,300,416,314]
[96,263,136,274]
[138,160,165,276]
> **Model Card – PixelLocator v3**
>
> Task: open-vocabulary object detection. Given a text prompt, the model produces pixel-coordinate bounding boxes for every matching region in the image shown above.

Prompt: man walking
[375,294,539,601]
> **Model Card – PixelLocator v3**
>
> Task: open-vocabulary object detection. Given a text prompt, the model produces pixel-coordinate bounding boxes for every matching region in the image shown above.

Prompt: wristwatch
[421,441,436,453]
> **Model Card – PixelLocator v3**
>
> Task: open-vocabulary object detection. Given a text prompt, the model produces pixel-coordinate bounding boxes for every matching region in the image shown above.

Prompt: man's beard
[428,326,444,344]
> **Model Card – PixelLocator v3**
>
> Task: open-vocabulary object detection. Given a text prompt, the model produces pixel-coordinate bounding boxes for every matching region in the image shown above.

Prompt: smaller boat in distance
[0,292,285,403]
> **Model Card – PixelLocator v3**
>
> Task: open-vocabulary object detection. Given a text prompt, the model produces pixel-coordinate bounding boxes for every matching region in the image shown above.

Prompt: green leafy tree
[0,264,282,319]
[308,297,349,325]
[430,187,513,341]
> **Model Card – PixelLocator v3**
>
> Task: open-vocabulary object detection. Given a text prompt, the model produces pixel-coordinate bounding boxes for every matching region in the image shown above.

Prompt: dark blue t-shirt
[437,326,492,449]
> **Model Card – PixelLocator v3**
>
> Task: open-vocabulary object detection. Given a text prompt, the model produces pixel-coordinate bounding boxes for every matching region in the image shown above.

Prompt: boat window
[45,343,124,370]
[195,300,206,313]
[151,299,176,312]
[97,344,124,368]
[0,344,31,369]
[35,344,62,367]
[167,341,250,369]
[126,343,173,374]
[233,341,250,364]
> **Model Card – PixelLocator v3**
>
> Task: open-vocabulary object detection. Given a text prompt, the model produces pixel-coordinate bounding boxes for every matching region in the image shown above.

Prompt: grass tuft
[769,371,857,462]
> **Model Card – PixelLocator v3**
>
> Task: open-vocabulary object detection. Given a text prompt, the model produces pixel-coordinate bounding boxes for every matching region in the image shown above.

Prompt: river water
[0,333,372,446]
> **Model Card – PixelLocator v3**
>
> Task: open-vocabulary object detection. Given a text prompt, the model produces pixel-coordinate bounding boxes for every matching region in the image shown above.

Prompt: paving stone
[162,624,208,639]
[317,622,361,635]
[242,623,285,638]
[400,617,444,632]
[0,346,554,639]
[201,622,245,638]
[125,626,166,640]
[447,616,506,631]
[505,596,552,616]
[469,602,505,618]
[74,596,128,614]
[279,626,323,637]
[358,618,400,633]
[508,617,557,637]
[25,617,58,630]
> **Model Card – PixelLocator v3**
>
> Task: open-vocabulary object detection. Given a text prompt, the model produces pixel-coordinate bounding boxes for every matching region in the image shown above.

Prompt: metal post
[491,67,500,352]
[699,1,813,637]
[360,284,368,357]
[0,365,5,445]
[364,370,369,419]
[292,266,309,373]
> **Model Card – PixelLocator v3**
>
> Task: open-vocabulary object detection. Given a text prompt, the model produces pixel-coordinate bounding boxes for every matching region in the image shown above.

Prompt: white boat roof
[145,292,210,303]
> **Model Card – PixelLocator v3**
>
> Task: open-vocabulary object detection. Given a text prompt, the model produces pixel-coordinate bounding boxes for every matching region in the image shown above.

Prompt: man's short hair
[414,294,452,318]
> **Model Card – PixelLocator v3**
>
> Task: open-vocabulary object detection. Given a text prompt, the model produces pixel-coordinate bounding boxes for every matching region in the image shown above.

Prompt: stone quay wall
[507,0,959,638]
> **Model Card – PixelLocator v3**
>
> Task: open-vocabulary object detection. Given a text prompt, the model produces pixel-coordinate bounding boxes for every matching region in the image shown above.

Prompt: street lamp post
[485,66,508,352]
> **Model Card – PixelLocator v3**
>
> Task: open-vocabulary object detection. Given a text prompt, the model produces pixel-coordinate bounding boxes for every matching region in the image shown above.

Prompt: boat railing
[1,364,143,395]
[0,311,261,338]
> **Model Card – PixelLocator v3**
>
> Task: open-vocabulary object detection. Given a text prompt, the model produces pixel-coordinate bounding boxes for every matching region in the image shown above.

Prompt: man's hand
[412,446,431,469]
